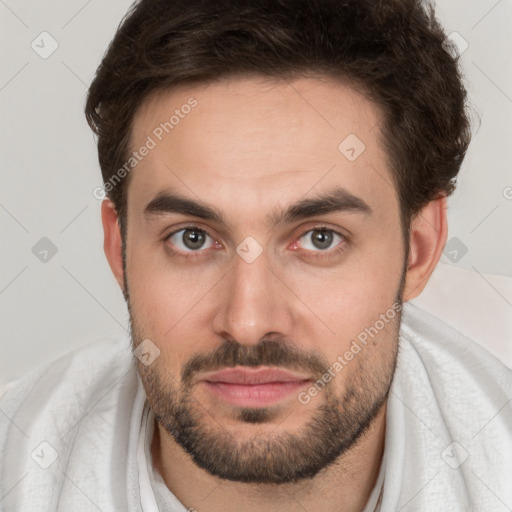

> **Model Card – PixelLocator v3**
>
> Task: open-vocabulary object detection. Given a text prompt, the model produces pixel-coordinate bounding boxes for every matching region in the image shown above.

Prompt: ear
[101,199,125,292]
[403,196,448,301]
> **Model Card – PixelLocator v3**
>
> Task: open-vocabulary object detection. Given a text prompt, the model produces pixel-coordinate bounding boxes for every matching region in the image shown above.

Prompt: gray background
[1,0,511,383]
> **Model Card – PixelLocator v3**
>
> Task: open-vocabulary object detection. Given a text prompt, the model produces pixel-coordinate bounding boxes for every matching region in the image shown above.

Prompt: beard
[129,301,401,485]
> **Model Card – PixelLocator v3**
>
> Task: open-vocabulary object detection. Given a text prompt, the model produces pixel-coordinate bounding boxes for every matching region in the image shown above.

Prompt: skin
[102,76,447,512]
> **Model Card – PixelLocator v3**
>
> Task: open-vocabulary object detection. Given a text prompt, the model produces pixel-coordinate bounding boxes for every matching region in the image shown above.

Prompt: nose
[212,245,295,347]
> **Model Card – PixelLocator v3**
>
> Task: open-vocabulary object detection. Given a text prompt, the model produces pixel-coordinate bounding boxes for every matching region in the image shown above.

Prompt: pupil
[184,229,205,250]
[312,230,332,250]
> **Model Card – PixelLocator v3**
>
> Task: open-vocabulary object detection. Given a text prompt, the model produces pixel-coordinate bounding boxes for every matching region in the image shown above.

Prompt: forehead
[126,76,397,223]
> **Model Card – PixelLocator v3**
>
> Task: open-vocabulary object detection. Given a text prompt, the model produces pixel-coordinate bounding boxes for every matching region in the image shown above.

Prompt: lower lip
[202,380,311,407]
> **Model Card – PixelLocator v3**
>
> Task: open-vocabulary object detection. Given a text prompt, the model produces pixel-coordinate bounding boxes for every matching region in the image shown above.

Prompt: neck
[151,403,386,512]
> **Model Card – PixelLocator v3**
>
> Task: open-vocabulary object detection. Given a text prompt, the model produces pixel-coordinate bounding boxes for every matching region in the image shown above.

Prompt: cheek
[283,243,403,375]
[129,264,201,322]
[126,239,223,353]
[309,280,401,394]
[289,244,403,338]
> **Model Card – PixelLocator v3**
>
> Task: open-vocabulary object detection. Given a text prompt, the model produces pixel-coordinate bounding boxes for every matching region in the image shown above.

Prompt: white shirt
[1,303,511,511]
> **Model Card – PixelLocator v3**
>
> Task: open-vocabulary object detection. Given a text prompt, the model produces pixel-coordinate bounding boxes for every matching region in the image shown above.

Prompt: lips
[200,367,311,385]
[199,367,312,407]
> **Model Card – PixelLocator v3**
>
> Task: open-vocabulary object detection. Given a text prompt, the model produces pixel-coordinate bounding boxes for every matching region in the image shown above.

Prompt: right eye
[165,227,217,255]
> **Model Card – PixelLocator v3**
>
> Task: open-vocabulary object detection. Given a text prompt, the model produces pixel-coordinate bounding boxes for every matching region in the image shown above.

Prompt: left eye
[166,228,215,252]
[298,229,344,251]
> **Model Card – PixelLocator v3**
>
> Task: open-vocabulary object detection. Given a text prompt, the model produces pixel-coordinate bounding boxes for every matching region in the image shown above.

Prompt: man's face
[124,76,405,483]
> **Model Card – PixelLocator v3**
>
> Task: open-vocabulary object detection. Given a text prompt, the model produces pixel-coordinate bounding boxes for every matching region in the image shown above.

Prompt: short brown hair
[85,0,472,230]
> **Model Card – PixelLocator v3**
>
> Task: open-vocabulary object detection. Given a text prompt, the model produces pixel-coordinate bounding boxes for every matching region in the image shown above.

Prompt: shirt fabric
[1,302,511,511]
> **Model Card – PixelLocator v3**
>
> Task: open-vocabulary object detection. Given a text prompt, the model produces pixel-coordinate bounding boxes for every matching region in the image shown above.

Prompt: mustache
[181,338,330,388]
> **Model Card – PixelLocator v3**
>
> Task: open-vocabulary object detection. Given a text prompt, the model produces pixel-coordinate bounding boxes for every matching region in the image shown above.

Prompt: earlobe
[101,199,125,292]
[403,196,448,302]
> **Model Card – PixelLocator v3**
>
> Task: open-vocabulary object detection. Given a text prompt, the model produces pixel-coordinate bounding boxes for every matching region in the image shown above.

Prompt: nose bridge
[212,246,293,345]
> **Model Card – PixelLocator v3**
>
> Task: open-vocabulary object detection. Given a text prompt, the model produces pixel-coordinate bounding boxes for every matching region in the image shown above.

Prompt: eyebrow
[143,186,372,228]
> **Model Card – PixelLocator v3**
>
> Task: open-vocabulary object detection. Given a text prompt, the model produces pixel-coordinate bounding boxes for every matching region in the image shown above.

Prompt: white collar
[137,397,161,511]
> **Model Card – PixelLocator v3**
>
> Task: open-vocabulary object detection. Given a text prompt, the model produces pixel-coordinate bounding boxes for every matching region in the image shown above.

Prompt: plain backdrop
[1,0,512,383]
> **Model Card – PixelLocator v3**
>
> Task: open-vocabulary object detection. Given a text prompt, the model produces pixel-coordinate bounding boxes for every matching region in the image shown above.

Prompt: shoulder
[0,338,141,510]
[399,302,512,390]
[385,303,512,509]
[0,337,137,439]
[397,302,512,420]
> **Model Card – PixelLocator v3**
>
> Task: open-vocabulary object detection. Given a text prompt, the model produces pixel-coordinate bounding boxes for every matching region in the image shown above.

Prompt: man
[1,0,511,511]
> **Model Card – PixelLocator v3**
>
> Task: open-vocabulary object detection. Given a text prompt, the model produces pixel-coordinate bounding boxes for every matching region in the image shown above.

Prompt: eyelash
[163,224,348,260]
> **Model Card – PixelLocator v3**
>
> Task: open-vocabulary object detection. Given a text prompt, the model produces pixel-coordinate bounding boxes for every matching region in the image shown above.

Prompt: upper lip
[200,367,312,385]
